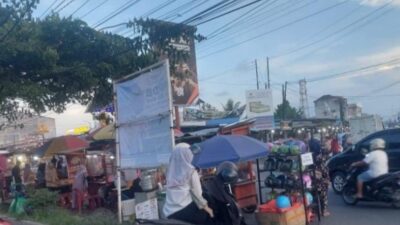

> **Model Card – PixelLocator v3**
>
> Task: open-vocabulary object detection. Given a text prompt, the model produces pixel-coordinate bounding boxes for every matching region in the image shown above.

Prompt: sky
[30,0,400,135]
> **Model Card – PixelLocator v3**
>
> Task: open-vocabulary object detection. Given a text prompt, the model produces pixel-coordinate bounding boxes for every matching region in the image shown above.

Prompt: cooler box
[256,201,306,225]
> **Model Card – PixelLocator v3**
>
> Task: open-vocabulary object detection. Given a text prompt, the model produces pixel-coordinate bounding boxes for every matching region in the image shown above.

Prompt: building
[314,95,348,121]
[0,116,56,151]
[347,103,362,119]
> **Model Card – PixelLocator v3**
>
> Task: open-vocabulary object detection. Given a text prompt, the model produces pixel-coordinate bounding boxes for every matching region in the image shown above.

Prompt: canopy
[192,135,268,168]
[35,135,89,157]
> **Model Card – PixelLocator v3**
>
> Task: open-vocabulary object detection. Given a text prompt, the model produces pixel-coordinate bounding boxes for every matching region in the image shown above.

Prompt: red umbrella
[36,135,89,157]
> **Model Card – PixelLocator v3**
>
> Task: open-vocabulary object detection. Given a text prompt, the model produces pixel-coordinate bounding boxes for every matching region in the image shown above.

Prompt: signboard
[246,89,273,118]
[301,153,314,166]
[135,198,159,220]
[115,60,174,168]
[246,89,274,130]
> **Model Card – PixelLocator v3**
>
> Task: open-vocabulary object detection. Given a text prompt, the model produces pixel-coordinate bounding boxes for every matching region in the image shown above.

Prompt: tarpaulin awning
[35,135,89,157]
[192,135,269,168]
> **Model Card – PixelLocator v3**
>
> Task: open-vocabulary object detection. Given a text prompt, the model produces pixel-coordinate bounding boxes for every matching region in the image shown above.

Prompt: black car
[327,128,400,194]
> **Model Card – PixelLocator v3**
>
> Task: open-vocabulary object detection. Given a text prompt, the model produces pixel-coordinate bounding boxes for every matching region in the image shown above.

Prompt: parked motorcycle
[342,167,400,208]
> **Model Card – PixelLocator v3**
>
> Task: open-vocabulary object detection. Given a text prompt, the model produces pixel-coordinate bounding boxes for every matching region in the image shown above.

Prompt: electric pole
[255,59,259,90]
[267,57,270,89]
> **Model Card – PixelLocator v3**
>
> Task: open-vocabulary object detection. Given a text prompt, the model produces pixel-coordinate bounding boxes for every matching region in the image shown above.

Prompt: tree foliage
[0,2,203,121]
[223,99,244,118]
[274,100,302,120]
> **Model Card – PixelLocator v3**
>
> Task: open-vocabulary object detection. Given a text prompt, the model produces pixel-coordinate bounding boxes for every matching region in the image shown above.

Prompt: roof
[314,95,346,103]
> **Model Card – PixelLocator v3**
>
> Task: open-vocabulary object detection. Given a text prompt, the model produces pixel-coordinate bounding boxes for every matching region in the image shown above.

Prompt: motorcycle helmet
[276,195,291,209]
[276,174,287,189]
[217,161,239,184]
[280,159,293,172]
[264,158,277,171]
[370,138,385,151]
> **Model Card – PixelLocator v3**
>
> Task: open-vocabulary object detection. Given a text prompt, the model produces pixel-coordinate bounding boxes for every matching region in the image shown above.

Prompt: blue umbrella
[192,135,269,168]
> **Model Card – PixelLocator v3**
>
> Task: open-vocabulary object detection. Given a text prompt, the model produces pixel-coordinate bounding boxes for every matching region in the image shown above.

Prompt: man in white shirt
[351,138,388,198]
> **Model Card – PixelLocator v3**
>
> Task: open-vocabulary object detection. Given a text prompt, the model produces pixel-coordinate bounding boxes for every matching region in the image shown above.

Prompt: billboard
[115,60,174,168]
[170,36,198,106]
[246,89,275,131]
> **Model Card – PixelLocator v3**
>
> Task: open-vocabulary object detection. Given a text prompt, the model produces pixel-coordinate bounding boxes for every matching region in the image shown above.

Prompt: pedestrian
[331,135,341,155]
[72,163,88,212]
[23,163,32,185]
[45,162,59,190]
[36,162,46,188]
[163,143,214,224]
[11,161,22,192]
[314,144,331,217]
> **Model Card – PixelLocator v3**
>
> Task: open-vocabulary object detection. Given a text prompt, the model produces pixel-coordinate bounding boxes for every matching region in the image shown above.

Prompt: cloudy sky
[31,0,400,135]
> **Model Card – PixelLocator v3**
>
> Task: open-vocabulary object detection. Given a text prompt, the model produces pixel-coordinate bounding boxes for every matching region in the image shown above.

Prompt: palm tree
[222,99,243,117]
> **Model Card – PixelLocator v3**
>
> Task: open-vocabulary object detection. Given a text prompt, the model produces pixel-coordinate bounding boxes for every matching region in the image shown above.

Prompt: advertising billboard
[115,60,174,168]
[246,89,275,131]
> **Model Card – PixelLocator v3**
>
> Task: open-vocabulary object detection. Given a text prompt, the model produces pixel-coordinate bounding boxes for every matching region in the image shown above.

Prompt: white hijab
[166,143,195,188]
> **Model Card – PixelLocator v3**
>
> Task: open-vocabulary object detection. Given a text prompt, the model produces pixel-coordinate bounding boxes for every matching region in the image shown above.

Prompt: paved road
[316,189,400,225]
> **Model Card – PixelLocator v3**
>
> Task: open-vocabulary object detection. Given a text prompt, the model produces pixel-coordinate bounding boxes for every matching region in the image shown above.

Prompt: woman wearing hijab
[163,143,214,224]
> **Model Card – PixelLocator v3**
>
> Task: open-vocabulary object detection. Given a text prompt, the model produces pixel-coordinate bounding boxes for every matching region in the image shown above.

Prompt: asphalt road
[315,189,400,225]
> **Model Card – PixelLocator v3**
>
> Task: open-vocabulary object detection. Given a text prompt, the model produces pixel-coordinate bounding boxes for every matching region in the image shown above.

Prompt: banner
[115,60,174,168]
[246,89,274,131]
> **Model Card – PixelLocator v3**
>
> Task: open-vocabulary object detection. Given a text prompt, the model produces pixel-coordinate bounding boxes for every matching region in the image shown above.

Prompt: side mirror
[360,148,369,155]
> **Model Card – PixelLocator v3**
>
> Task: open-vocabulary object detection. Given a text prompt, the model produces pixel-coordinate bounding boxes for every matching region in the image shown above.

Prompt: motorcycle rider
[351,138,388,198]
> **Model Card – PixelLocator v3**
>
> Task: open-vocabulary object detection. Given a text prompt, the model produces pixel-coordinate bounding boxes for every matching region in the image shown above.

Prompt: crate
[256,202,306,225]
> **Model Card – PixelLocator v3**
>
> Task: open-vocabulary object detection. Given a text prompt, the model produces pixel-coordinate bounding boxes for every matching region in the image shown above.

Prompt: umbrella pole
[256,159,262,204]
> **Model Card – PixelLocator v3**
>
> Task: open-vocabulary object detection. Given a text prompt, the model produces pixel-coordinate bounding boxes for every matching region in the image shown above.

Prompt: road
[315,189,400,225]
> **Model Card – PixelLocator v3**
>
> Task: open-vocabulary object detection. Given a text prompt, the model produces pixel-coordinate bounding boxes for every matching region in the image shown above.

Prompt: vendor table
[233,180,258,209]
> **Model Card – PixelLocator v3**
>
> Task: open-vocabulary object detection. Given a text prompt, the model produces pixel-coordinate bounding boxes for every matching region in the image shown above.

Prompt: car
[327,128,400,194]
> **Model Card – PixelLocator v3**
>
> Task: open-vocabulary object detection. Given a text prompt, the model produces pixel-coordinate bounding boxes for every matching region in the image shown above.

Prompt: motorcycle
[342,167,400,208]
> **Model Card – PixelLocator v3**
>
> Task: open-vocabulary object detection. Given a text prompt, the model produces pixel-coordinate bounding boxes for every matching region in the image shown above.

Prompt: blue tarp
[192,135,269,168]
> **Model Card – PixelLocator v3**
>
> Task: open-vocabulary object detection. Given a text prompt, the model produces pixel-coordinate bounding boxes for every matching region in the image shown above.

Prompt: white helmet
[370,138,385,151]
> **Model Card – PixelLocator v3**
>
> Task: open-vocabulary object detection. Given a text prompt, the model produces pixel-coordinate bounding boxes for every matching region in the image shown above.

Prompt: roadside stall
[192,135,268,212]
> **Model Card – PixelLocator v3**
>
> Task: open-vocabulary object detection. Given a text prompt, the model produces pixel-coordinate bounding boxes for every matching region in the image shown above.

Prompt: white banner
[246,89,273,118]
[115,60,174,168]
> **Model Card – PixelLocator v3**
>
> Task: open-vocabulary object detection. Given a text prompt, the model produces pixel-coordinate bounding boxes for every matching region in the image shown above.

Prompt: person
[331,135,341,155]
[11,161,22,192]
[72,163,88,211]
[36,162,46,188]
[163,143,214,224]
[351,138,388,199]
[56,157,68,179]
[308,135,330,216]
[45,162,59,190]
[23,163,32,185]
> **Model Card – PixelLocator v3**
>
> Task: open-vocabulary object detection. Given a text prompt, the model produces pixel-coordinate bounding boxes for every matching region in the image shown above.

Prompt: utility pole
[267,57,270,89]
[255,59,259,90]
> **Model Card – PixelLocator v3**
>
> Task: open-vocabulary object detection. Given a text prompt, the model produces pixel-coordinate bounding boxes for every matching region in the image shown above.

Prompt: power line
[93,0,141,29]
[40,0,59,18]
[198,1,348,59]
[157,0,195,20]
[181,0,233,24]
[170,0,210,22]
[292,57,400,83]
[199,0,311,53]
[142,0,177,18]
[52,0,68,12]
[80,0,109,19]
[70,0,91,17]
[270,2,391,59]
[286,6,394,63]
[194,0,263,26]
[55,0,76,14]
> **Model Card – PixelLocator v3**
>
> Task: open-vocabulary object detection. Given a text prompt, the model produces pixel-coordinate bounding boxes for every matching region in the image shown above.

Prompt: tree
[274,100,302,120]
[222,99,243,118]
[0,2,203,122]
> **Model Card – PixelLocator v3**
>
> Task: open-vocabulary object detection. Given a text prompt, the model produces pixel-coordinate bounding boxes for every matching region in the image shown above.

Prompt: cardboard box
[256,203,306,225]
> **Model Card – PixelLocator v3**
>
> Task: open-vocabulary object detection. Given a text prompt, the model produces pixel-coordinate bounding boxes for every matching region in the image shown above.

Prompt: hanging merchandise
[305,192,313,206]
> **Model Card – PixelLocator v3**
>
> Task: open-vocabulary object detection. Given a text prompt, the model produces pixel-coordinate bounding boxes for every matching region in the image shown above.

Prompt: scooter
[342,167,400,208]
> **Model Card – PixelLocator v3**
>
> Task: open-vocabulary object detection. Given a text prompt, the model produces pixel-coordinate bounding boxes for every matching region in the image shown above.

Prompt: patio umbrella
[35,135,89,157]
[192,135,269,168]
